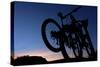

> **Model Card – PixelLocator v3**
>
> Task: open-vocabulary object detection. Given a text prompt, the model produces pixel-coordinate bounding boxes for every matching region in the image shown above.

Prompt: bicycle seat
[58,12,62,17]
[57,12,65,19]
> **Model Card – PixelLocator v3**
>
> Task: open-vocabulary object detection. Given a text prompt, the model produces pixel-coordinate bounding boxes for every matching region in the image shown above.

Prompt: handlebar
[57,6,82,19]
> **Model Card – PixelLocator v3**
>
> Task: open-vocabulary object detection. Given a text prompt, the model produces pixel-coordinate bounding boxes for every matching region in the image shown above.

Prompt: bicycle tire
[41,18,61,52]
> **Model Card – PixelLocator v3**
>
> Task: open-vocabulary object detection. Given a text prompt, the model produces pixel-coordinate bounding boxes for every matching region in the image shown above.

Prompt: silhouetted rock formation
[11,55,97,66]
[11,56,47,66]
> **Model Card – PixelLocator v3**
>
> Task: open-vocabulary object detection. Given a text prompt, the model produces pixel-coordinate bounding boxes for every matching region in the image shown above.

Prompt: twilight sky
[12,1,97,61]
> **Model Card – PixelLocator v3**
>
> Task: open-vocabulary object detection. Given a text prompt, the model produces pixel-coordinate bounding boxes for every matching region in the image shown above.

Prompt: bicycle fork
[59,31,70,59]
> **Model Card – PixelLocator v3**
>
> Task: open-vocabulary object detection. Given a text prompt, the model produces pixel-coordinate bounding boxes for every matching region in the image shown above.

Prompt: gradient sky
[12,1,97,61]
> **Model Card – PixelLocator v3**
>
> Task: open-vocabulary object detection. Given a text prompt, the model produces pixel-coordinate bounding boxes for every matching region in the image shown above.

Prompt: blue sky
[12,1,97,61]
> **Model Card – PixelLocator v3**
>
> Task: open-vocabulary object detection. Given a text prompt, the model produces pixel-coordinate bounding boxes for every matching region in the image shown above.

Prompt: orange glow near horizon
[12,48,89,61]
[13,50,64,61]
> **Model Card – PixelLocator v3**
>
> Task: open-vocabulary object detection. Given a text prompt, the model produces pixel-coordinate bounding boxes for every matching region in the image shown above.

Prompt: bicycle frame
[52,6,96,58]
[42,6,96,59]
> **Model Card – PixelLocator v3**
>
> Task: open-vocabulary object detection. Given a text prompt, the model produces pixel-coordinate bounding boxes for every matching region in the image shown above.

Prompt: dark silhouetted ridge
[11,55,97,66]
[11,55,47,66]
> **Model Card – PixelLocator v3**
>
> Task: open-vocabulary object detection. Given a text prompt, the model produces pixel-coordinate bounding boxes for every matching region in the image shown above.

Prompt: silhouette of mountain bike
[41,6,96,59]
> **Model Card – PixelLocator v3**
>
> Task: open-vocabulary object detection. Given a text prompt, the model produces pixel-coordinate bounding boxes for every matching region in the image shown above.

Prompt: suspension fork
[60,30,69,59]
[83,27,96,57]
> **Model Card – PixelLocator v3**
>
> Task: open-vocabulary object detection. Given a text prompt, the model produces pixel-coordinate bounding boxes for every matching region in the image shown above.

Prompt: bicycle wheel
[84,40,93,57]
[72,42,80,57]
[41,18,61,52]
[71,33,81,58]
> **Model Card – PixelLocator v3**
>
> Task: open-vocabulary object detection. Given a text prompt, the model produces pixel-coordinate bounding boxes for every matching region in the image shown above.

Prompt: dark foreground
[11,56,97,66]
